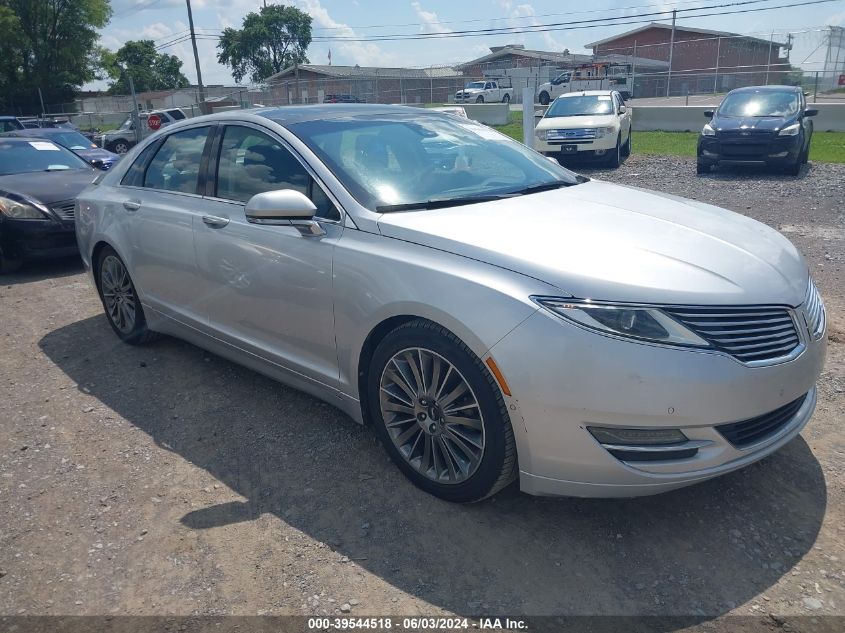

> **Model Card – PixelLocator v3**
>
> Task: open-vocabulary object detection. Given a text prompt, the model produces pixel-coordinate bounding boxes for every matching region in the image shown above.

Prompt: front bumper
[454,94,480,103]
[698,134,802,166]
[489,307,826,497]
[0,217,78,260]
[535,135,618,155]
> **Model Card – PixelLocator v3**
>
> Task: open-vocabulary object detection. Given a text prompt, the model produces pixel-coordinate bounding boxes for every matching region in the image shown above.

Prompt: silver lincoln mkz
[76,106,826,502]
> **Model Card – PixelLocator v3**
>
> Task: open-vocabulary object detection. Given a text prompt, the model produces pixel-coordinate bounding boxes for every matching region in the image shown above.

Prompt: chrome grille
[663,306,800,363]
[547,128,597,141]
[51,200,76,221]
[803,279,825,340]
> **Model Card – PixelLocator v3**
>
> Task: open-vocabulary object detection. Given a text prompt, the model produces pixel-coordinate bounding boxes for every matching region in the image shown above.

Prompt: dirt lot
[1,156,844,630]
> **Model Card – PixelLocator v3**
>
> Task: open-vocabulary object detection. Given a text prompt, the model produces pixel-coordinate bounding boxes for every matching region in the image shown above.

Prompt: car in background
[0,137,97,272]
[454,79,512,104]
[697,85,816,176]
[323,94,365,104]
[0,116,24,133]
[97,108,188,154]
[6,128,120,171]
[534,90,631,167]
[76,106,825,502]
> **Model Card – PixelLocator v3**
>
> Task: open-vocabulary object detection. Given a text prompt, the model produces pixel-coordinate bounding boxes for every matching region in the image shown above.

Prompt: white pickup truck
[537,71,632,105]
[454,80,513,104]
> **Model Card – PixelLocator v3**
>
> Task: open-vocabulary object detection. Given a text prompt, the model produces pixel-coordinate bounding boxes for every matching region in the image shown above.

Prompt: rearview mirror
[703,110,714,118]
[804,108,818,117]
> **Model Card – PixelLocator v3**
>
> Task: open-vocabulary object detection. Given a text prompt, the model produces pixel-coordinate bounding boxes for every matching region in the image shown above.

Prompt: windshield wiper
[377,194,507,213]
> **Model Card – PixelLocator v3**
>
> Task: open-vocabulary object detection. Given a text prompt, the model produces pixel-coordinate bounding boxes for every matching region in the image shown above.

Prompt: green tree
[0,0,112,113]
[101,40,190,94]
[217,3,311,84]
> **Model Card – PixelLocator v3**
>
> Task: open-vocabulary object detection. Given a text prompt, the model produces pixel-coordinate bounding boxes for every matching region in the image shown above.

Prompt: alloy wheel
[100,255,136,333]
[379,347,485,484]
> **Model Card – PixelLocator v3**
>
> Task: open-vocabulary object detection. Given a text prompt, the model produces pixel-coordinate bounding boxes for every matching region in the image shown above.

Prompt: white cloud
[411,2,450,35]
[298,0,392,66]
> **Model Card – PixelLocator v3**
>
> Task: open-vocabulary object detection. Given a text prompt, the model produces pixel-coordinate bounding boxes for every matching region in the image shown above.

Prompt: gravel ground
[1,155,843,630]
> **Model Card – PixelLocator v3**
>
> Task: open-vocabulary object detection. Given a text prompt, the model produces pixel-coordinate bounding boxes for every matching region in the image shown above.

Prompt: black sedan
[0,137,97,273]
[7,127,120,170]
[697,85,817,176]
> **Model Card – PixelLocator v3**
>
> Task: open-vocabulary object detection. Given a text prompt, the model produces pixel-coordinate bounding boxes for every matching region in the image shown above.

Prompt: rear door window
[143,126,210,194]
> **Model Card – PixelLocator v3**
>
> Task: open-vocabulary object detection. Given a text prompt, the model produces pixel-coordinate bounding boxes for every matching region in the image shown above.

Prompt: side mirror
[245,189,324,236]
[703,110,714,118]
[618,105,627,114]
[90,159,105,170]
[804,108,818,117]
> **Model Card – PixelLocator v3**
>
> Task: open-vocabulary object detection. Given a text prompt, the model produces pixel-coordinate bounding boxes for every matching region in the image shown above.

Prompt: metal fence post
[522,86,534,149]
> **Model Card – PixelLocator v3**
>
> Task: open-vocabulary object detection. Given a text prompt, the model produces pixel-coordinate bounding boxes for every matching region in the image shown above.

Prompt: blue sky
[99,0,845,88]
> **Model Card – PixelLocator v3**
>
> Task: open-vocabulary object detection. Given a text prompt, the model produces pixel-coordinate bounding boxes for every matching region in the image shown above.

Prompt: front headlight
[0,195,49,220]
[534,298,709,347]
[595,126,617,138]
[702,123,716,136]
[535,129,548,141]
[778,122,800,136]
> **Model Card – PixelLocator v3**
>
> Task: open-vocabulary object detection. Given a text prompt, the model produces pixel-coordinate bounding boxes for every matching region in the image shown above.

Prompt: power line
[152,0,838,50]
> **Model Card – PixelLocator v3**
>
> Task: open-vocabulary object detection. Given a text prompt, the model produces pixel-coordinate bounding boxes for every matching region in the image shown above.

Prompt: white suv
[534,90,632,167]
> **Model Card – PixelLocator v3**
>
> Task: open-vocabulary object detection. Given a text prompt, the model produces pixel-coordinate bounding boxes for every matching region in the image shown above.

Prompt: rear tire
[502,94,510,104]
[96,246,159,345]
[367,319,517,503]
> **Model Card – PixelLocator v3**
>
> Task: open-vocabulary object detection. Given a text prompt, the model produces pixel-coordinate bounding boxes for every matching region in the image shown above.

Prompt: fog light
[588,427,687,446]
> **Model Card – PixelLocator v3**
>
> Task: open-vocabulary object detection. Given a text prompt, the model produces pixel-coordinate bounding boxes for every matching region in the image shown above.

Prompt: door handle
[123,199,141,211]
[202,215,230,228]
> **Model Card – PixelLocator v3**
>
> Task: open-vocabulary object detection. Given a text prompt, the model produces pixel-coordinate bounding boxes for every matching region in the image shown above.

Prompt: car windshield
[43,131,95,151]
[718,91,799,117]
[546,95,614,117]
[119,117,134,130]
[289,113,582,211]
[466,82,485,89]
[0,140,90,175]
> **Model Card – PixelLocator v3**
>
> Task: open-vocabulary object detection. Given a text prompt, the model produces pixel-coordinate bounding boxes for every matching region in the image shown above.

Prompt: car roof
[557,90,616,98]
[727,85,801,94]
[0,135,61,145]
[162,104,433,129]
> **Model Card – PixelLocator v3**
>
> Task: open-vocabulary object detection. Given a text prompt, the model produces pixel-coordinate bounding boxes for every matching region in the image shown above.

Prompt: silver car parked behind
[75,105,826,502]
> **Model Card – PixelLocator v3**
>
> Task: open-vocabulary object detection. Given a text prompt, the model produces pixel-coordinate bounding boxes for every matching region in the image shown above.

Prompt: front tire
[621,130,632,157]
[368,320,517,502]
[606,134,622,167]
[475,95,484,104]
[696,160,711,175]
[111,141,131,154]
[96,246,159,345]
[0,247,23,274]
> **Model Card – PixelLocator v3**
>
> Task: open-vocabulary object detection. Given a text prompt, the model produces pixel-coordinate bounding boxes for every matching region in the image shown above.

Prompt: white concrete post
[522,83,534,149]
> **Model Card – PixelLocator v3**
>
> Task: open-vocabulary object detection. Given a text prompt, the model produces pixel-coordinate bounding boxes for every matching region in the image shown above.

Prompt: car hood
[377,180,807,306]
[711,114,795,133]
[0,169,98,206]
[537,114,617,129]
[74,147,119,163]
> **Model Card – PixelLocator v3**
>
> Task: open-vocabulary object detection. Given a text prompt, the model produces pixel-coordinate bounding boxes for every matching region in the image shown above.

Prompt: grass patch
[492,112,845,163]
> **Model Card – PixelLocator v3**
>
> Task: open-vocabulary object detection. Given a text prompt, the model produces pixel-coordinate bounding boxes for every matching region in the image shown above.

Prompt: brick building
[266,64,465,105]
[585,23,791,96]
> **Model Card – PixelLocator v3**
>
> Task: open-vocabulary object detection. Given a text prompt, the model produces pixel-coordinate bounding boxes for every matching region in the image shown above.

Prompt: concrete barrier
[460,103,510,125]
[630,103,845,132]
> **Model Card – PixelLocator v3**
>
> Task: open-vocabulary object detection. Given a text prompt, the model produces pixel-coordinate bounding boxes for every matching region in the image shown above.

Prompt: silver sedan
[75,105,826,502]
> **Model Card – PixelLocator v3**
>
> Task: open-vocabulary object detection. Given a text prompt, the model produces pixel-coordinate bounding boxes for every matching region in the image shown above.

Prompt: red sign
[839,74,845,87]
[147,114,161,131]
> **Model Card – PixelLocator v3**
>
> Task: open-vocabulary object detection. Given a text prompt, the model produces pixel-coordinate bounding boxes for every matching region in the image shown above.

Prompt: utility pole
[185,0,206,111]
[666,9,676,98]
[127,71,141,142]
